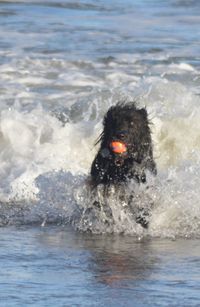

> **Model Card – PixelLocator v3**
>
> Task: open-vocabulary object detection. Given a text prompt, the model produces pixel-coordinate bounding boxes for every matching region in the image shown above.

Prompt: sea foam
[0,57,200,237]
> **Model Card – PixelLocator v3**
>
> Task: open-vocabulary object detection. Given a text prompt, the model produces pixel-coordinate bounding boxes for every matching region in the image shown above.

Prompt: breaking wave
[0,56,200,238]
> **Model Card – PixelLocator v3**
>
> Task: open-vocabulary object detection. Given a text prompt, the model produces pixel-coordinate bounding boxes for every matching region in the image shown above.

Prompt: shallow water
[1,226,200,306]
[0,0,200,305]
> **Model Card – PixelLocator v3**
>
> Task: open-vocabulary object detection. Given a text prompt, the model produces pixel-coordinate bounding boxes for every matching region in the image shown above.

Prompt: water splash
[0,55,200,237]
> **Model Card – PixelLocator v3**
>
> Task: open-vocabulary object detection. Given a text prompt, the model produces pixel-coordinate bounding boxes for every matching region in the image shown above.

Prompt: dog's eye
[117,130,127,139]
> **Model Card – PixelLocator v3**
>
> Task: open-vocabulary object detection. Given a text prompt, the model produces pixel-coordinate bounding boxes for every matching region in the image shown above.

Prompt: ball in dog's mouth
[110,141,127,154]
[109,141,127,167]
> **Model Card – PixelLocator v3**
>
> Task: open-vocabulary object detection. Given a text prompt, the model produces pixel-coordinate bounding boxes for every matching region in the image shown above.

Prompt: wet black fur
[90,102,157,229]
[91,102,157,185]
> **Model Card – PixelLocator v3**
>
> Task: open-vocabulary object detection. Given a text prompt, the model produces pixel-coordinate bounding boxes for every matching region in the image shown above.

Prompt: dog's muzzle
[109,141,127,167]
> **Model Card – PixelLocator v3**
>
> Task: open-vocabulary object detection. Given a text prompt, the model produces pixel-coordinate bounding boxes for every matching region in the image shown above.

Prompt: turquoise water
[0,0,200,305]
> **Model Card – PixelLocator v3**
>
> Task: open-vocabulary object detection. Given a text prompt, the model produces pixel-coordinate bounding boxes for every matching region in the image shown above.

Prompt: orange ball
[110,141,127,154]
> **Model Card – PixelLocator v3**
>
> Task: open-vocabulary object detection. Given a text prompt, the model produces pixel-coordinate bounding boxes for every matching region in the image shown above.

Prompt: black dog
[90,102,157,228]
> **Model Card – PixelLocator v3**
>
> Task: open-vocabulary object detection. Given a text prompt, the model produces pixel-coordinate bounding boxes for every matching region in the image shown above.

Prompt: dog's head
[91,103,156,184]
[99,103,152,164]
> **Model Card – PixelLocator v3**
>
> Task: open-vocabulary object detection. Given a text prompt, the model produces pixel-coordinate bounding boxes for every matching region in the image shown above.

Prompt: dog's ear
[138,108,147,119]
[103,107,113,126]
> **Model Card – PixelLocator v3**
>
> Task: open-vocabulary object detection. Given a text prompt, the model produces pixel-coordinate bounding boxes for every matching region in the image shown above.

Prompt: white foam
[0,57,200,237]
[0,105,97,200]
[171,62,195,72]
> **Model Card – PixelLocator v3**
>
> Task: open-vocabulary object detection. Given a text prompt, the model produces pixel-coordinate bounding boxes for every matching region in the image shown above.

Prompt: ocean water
[0,0,200,305]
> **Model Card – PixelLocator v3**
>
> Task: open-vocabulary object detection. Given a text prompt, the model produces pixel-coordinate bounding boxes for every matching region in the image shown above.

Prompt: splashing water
[1,69,200,238]
[1,65,200,238]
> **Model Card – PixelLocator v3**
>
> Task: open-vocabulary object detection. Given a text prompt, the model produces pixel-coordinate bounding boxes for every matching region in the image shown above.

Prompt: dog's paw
[135,212,149,229]
[129,205,151,229]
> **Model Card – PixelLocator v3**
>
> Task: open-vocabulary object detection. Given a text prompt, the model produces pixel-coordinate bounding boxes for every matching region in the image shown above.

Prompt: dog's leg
[90,186,113,226]
[91,153,110,185]
[128,194,152,228]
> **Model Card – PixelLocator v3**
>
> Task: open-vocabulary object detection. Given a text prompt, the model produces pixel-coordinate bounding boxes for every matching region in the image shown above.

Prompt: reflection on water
[0,226,199,306]
[88,239,157,287]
